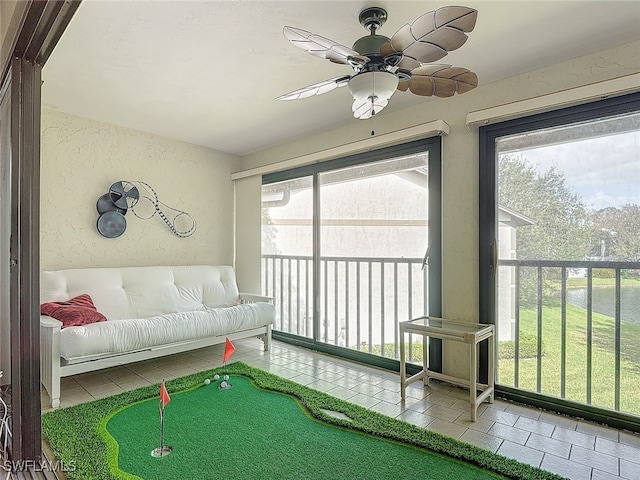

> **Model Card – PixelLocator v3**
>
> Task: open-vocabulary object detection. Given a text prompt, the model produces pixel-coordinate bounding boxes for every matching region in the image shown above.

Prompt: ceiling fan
[275,5,478,119]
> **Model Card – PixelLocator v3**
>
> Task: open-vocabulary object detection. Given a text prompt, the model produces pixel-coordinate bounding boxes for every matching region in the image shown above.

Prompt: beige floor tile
[619,430,640,448]
[396,409,436,428]
[488,422,531,445]
[577,420,621,441]
[459,428,503,453]
[497,440,544,468]
[538,411,579,430]
[454,414,495,433]
[593,469,626,480]
[552,425,596,449]
[480,406,520,426]
[540,454,593,480]
[514,415,555,436]
[426,418,467,439]
[525,432,571,459]
[370,400,404,418]
[424,404,464,422]
[570,444,618,475]
[596,438,640,463]
[348,393,380,409]
[620,459,640,480]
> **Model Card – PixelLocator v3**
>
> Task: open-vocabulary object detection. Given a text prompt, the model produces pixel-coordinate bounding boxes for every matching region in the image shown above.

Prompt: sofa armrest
[41,315,62,328]
[239,293,273,304]
[40,315,62,408]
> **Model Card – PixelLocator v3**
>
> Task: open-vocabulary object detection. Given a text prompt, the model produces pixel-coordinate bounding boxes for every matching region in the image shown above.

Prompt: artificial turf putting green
[42,362,566,480]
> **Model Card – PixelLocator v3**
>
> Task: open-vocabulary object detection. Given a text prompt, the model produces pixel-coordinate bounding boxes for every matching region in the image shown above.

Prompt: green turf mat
[108,375,500,480]
[42,362,566,480]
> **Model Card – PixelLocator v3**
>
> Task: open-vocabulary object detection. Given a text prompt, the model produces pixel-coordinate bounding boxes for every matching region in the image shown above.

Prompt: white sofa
[40,265,274,408]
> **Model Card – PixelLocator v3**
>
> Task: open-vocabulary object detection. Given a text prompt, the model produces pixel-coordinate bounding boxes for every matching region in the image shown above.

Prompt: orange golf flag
[223,337,235,363]
[159,381,171,409]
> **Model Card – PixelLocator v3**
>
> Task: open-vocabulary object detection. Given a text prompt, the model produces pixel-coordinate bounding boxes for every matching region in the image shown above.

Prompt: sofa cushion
[40,265,241,320]
[41,294,107,328]
[59,302,274,361]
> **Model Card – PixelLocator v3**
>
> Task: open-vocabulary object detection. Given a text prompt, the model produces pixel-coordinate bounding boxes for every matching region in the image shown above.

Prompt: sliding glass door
[262,138,441,367]
[479,92,640,428]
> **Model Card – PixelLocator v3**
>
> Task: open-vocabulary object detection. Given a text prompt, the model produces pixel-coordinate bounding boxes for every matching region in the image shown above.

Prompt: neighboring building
[497,206,535,341]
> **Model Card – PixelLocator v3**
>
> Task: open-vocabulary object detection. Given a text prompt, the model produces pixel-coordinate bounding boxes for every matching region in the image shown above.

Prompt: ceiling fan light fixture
[348,70,399,102]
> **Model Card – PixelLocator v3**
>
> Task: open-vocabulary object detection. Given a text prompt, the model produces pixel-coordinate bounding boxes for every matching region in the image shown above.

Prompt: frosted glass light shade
[348,71,399,101]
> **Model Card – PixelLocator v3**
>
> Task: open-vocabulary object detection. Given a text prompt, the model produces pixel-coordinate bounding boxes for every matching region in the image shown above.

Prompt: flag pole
[151,380,173,457]
[220,337,235,389]
[160,405,165,450]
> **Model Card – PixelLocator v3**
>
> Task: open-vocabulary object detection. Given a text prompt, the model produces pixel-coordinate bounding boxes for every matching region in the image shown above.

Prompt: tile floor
[41,338,640,480]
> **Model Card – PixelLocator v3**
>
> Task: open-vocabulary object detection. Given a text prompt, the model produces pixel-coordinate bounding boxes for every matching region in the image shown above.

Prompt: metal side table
[399,316,495,421]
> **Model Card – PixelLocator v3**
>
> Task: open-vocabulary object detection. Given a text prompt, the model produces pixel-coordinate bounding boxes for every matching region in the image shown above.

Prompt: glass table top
[401,316,493,334]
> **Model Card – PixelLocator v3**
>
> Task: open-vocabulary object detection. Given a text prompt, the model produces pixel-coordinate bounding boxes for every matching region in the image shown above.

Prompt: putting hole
[321,409,353,421]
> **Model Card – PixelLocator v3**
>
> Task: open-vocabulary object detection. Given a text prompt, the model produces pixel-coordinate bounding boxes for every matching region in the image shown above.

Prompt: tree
[589,204,640,262]
[498,155,590,261]
[499,155,593,307]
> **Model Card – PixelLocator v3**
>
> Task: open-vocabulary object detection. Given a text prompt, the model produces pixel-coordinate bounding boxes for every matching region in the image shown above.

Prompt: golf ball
[223,374,229,381]
[213,374,220,381]
[220,380,227,388]
[204,378,210,385]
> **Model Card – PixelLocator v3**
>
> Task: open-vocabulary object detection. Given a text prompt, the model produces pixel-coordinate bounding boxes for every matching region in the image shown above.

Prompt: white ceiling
[42,0,640,156]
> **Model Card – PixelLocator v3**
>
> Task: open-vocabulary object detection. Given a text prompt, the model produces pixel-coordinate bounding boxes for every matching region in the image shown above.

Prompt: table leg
[488,333,495,403]
[400,328,406,399]
[423,335,429,387]
[470,341,478,422]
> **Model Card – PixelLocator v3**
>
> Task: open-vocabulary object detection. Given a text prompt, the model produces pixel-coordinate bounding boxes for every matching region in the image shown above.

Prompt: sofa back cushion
[40,265,240,320]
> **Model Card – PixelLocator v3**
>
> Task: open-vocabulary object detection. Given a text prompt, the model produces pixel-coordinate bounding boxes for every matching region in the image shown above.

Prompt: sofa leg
[261,326,272,352]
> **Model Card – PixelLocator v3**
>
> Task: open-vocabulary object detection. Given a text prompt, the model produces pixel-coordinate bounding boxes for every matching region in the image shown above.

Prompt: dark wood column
[9,54,42,460]
[1,0,82,462]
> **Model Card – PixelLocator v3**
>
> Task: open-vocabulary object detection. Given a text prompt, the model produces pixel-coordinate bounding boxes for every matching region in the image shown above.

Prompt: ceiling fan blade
[407,65,478,97]
[397,80,410,92]
[383,6,477,65]
[352,98,389,120]
[283,26,363,65]
[274,75,352,101]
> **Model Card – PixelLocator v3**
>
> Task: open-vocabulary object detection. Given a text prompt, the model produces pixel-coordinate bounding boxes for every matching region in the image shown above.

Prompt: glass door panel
[318,154,429,358]
[261,176,314,339]
[495,112,640,414]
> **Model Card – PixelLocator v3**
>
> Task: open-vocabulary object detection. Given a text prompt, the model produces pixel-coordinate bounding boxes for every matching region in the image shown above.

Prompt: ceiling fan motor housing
[352,34,390,58]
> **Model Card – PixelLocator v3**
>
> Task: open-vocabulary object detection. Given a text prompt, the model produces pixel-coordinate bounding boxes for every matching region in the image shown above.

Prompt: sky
[516,130,640,211]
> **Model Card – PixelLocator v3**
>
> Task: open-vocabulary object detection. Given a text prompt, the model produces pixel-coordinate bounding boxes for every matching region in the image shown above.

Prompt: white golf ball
[204,378,210,385]
[220,380,227,388]
[213,374,220,381]
[223,374,229,381]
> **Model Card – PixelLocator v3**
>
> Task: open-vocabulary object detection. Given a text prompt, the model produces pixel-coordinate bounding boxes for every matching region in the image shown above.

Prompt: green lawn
[498,303,640,416]
[361,299,640,417]
[366,300,640,417]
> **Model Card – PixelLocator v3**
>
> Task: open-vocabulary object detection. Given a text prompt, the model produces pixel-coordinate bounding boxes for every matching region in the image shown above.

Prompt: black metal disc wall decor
[96,211,126,238]
[95,181,196,238]
[109,181,139,209]
[96,193,126,215]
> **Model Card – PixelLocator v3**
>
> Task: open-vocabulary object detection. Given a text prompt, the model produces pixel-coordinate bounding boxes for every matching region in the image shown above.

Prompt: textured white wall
[40,109,238,271]
[234,175,262,294]
[237,41,640,378]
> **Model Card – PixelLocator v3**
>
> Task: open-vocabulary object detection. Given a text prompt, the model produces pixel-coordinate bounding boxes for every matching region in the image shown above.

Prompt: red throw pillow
[41,293,107,328]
